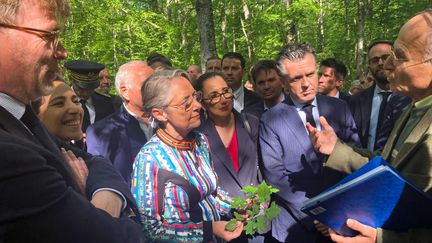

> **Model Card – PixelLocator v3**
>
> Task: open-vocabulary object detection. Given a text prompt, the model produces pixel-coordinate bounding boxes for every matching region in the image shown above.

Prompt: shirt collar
[123,104,148,125]
[290,95,318,110]
[334,91,340,98]
[0,92,26,119]
[264,93,285,111]
[233,86,244,99]
[373,84,391,96]
[414,94,432,109]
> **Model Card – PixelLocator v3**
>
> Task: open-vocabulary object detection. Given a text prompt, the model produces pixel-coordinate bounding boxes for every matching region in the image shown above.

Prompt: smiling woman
[37,77,84,143]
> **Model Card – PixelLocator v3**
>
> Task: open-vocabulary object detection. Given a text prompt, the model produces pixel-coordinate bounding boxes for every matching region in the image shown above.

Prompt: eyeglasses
[168,91,203,112]
[0,22,60,50]
[369,54,390,65]
[202,87,234,104]
[388,48,432,68]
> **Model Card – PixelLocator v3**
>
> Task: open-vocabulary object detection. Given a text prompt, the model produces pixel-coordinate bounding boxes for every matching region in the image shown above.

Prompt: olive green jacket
[326,105,432,243]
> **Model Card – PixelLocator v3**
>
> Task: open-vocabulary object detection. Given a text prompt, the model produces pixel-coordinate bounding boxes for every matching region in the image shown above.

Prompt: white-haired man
[87,61,153,184]
[308,9,432,243]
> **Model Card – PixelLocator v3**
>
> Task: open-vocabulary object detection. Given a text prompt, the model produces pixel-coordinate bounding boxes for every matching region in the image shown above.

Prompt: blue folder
[301,156,432,236]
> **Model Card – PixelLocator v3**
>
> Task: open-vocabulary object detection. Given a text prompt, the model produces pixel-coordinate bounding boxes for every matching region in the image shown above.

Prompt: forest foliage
[62,0,432,89]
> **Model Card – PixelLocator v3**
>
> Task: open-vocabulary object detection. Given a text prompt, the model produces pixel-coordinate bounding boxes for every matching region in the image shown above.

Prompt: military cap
[64,60,105,90]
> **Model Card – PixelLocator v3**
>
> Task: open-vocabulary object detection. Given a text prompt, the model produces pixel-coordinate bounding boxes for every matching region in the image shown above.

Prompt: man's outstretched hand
[306,116,338,155]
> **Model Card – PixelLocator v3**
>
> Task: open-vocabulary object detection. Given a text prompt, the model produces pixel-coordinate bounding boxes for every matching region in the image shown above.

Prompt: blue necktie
[302,103,316,127]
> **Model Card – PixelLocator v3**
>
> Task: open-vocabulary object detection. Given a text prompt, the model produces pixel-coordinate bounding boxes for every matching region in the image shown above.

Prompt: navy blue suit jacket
[243,100,265,119]
[0,105,144,243]
[259,95,360,242]
[349,84,411,150]
[198,111,260,199]
[244,87,262,110]
[348,85,375,148]
[339,91,351,103]
[82,92,116,132]
[86,105,148,185]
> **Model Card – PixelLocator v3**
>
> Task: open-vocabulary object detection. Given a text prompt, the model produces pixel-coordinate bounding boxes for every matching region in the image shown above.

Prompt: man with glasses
[259,43,360,243]
[307,9,432,242]
[348,40,410,151]
[0,1,144,242]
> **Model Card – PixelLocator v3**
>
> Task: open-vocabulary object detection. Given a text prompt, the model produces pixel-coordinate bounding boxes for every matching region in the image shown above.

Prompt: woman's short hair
[141,69,190,116]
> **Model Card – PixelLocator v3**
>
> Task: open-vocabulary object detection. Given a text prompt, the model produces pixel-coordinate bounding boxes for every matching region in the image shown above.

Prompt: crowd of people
[0,0,431,243]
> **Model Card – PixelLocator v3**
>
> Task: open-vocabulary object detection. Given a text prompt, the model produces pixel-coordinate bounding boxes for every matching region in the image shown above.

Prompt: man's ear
[336,79,344,89]
[120,84,129,102]
[152,107,168,123]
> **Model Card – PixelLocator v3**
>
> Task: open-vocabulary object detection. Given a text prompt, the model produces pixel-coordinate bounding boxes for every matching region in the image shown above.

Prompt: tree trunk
[195,0,217,70]
[283,0,297,43]
[113,29,118,67]
[221,0,228,53]
[355,0,365,78]
[166,0,172,21]
[241,0,254,62]
[316,0,324,52]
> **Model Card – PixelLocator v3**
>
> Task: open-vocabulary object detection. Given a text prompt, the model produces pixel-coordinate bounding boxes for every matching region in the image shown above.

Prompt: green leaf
[225,219,238,232]
[256,215,267,231]
[244,221,256,236]
[228,181,281,236]
[265,202,281,220]
[231,197,248,209]
[234,212,243,221]
[241,185,257,196]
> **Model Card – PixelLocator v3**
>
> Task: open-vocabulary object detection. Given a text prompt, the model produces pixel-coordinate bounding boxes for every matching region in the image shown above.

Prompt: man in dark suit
[87,61,153,184]
[245,60,285,118]
[65,60,116,132]
[349,40,411,151]
[259,43,361,243]
[0,1,144,242]
[222,52,261,113]
[318,58,351,103]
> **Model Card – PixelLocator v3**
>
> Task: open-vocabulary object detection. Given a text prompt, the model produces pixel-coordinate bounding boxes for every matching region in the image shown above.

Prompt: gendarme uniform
[65,60,115,132]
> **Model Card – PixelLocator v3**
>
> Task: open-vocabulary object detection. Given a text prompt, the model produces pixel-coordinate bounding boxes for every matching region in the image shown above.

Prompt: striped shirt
[132,129,231,242]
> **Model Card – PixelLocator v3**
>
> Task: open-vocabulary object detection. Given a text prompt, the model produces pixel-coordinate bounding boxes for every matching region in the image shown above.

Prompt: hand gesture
[306,116,338,155]
[61,148,88,195]
[329,219,377,243]
[213,221,243,241]
[314,220,330,237]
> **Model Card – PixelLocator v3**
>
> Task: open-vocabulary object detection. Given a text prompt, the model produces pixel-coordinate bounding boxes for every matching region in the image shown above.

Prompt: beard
[371,69,389,87]
[34,62,58,99]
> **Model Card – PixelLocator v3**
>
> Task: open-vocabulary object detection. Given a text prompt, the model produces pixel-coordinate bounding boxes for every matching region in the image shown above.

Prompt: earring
[149,116,158,129]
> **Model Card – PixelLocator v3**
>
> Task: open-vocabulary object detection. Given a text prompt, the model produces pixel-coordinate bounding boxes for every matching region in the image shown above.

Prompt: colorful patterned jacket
[132,129,231,242]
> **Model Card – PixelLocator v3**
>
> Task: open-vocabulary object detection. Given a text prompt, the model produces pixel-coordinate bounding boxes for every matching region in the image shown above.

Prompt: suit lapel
[0,105,79,191]
[392,106,432,168]
[201,118,240,182]
[381,106,412,159]
[0,106,38,143]
[283,97,313,152]
[122,107,148,160]
[361,86,374,142]
[235,112,249,171]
